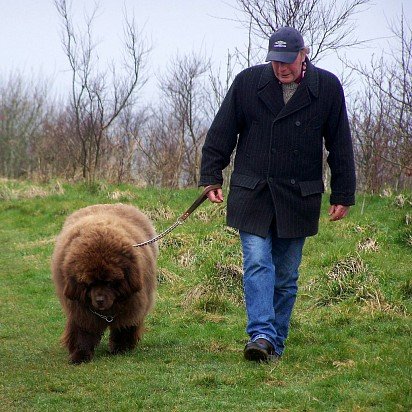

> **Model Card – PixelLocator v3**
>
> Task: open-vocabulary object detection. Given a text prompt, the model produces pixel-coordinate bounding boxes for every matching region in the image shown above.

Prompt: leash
[132,184,221,248]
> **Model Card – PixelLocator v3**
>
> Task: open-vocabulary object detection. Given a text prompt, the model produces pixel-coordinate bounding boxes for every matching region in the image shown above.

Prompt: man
[199,27,356,362]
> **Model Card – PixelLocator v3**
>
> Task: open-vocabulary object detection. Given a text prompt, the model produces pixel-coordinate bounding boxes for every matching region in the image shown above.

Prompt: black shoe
[244,338,279,362]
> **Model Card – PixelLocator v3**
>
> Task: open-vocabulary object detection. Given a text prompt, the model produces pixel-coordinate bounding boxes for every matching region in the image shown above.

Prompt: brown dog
[51,204,157,364]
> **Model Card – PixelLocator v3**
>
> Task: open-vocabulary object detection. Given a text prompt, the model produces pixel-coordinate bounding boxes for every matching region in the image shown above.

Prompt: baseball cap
[266,27,305,63]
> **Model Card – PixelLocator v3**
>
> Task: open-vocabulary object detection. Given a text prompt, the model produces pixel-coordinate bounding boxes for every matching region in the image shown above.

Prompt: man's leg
[240,231,278,359]
[271,237,306,355]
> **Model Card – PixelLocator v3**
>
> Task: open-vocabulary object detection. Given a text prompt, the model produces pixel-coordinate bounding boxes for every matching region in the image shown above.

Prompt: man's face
[271,52,305,84]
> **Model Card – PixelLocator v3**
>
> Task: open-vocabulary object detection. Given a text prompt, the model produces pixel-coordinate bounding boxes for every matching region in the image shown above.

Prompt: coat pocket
[230,173,261,189]
[307,115,322,130]
[299,180,325,196]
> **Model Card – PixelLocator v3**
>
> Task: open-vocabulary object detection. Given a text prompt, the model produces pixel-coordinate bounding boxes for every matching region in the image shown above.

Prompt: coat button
[295,121,301,126]
[268,177,274,183]
[290,179,296,184]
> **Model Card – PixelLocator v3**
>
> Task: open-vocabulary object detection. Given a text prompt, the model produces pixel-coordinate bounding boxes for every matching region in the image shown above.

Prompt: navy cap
[266,27,305,63]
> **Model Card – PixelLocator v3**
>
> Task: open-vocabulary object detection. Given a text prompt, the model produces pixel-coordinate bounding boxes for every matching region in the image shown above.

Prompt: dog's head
[62,235,142,310]
[63,276,140,311]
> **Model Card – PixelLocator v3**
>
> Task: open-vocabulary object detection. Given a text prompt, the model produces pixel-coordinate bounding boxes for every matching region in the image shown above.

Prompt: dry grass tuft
[177,250,197,267]
[184,261,244,312]
[107,190,136,201]
[0,186,15,200]
[194,203,226,222]
[380,187,393,197]
[194,209,212,222]
[214,262,243,288]
[157,267,180,285]
[223,226,239,237]
[24,186,50,198]
[51,181,65,195]
[15,237,56,251]
[393,194,412,208]
[159,233,193,249]
[361,299,406,315]
[401,216,412,247]
[202,228,239,247]
[314,255,391,310]
[4,186,49,199]
[332,359,355,369]
[400,279,412,299]
[0,182,65,200]
[144,205,175,221]
[357,237,379,252]
[406,232,412,247]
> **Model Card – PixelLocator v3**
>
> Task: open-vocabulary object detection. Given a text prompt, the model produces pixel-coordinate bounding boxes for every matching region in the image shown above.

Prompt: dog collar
[89,308,116,323]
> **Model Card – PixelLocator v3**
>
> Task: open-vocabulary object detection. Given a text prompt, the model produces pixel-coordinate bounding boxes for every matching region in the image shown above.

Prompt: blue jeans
[240,231,305,356]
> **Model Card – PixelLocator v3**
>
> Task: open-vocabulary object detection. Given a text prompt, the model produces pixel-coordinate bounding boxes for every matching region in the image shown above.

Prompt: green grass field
[0,180,411,411]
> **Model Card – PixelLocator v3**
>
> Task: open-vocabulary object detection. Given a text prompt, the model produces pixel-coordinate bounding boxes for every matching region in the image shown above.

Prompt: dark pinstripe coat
[199,60,356,238]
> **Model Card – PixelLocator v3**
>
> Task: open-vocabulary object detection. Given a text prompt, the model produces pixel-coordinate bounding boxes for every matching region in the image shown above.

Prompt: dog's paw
[69,349,93,364]
[109,343,135,355]
[109,325,139,355]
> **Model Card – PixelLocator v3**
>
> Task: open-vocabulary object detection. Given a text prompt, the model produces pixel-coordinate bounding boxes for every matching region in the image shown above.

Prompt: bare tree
[105,106,149,184]
[31,106,76,181]
[121,103,187,187]
[232,0,371,63]
[54,0,150,184]
[158,52,211,186]
[207,51,237,120]
[350,84,393,193]
[0,74,47,178]
[346,10,412,191]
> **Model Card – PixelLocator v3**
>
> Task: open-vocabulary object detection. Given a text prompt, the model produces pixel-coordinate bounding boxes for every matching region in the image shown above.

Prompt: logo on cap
[273,40,287,48]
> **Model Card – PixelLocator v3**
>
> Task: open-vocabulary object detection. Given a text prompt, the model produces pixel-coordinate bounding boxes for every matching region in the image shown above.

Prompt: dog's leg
[109,324,142,354]
[62,320,104,364]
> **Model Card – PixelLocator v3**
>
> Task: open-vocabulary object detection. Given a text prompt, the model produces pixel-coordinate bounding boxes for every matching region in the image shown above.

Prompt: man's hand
[328,204,350,221]
[205,186,224,203]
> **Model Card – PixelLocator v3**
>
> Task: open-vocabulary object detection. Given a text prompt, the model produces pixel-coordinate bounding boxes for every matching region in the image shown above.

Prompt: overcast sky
[1,0,411,104]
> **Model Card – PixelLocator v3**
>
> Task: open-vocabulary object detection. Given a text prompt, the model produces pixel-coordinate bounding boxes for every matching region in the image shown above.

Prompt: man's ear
[63,277,87,301]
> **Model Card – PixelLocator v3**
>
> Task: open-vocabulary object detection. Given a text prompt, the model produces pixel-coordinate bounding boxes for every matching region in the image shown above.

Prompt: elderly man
[199,27,355,362]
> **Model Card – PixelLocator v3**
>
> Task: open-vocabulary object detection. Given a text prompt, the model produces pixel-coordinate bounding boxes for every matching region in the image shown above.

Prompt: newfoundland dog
[51,204,158,364]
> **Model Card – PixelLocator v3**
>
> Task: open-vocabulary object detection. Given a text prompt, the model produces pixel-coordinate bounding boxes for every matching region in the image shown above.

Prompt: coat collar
[302,59,319,98]
[257,59,319,121]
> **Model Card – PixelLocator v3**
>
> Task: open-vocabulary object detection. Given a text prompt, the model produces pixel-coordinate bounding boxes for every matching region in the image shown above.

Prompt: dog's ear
[116,265,142,298]
[63,277,87,301]
[126,265,142,294]
[119,249,143,296]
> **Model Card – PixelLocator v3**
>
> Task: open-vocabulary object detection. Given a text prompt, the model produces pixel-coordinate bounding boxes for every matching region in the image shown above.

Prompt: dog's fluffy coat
[51,204,157,364]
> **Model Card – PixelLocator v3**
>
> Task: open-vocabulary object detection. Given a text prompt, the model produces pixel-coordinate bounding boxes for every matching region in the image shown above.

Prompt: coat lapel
[275,61,319,122]
[257,64,284,118]
[257,60,319,122]
[274,85,311,122]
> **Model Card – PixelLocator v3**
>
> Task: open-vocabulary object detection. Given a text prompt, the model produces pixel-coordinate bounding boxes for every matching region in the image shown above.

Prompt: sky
[0,0,411,104]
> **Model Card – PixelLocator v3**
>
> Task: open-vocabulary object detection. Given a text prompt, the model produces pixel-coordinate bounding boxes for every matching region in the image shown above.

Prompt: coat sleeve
[199,74,244,187]
[324,78,356,206]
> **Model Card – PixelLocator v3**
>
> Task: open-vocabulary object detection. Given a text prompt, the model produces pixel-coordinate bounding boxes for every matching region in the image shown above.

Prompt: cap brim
[265,51,298,63]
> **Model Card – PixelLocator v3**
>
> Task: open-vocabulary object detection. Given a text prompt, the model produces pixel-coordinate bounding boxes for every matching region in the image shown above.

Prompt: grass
[0,179,411,411]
